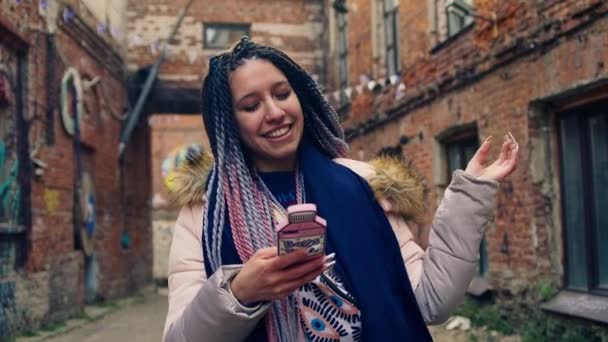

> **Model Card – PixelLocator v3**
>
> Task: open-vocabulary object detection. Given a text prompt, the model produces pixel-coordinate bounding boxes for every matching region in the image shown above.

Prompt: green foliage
[535,280,558,302]
[455,297,514,335]
[40,320,67,332]
[455,292,608,342]
[467,334,479,342]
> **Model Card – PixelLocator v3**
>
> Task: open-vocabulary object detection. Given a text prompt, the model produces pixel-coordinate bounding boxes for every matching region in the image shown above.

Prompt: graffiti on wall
[44,189,61,214]
[0,44,20,226]
[161,143,203,191]
[0,142,20,224]
[0,281,17,339]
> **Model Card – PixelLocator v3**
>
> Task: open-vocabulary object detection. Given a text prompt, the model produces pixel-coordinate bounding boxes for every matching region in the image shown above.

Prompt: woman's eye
[243,103,259,112]
[276,91,291,100]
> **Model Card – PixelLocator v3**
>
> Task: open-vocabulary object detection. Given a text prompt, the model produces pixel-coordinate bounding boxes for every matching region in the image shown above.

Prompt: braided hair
[200,37,348,341]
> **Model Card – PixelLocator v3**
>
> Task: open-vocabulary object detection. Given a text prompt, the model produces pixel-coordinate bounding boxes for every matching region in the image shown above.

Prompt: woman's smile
[263,124,292,140]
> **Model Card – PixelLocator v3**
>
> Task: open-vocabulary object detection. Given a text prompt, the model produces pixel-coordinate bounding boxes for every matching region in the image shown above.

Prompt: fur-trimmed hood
[170,151,426,220]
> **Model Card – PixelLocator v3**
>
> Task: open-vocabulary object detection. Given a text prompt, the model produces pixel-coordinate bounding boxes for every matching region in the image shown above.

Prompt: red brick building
[330,0,608,329]
[1,1,151,339]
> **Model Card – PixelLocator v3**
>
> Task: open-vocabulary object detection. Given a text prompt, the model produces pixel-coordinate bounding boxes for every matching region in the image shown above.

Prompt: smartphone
[276,203,326,256]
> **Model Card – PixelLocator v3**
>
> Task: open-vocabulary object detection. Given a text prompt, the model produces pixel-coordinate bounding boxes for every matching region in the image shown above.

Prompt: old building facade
[329,0,608,329]
[1,0,151,339]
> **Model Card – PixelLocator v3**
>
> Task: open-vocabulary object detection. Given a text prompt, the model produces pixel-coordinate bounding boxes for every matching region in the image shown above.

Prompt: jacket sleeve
[412,170,498,324]
[163,205,271,342]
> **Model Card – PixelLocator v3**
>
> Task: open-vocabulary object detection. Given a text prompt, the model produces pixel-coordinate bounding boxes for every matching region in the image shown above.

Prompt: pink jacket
[163,154,498,342]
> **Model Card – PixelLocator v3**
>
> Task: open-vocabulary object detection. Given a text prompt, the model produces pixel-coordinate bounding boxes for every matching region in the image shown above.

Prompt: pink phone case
[276,203,326,256]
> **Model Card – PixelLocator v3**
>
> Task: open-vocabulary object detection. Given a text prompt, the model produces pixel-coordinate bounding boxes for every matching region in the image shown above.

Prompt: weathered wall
[1,0,151,338]
[342,0,608,293]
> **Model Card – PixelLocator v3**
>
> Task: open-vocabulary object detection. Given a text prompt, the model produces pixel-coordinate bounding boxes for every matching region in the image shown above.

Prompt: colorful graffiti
[44,189,61,214]
[0,142,20,225]
[161,143,203,191]
[0,46,20,226]
[0,281,16,339]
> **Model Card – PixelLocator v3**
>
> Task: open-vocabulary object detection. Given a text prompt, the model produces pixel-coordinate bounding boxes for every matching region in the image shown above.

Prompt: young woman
[163,37,519,342]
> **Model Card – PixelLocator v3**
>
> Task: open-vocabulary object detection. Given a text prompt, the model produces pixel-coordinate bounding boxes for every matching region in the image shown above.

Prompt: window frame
[334,0,350,107]
[429,0,476,49]
[0,43,30,275]
[558,101,608,296]
[445,0,475,38]
[383,0,400,76]
[202,23,251,50]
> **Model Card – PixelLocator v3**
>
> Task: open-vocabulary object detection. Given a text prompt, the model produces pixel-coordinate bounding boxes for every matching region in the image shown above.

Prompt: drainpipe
[118,0,194,160]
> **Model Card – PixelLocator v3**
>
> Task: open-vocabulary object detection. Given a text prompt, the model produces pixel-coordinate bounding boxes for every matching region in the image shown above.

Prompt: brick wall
[1,1,151,338]
[342,0,608,291]
[126,0,327,89]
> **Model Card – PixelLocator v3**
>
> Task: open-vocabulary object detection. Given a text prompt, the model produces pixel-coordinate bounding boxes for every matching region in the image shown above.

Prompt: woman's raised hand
[465,132,519,182]
[229,247,331,305]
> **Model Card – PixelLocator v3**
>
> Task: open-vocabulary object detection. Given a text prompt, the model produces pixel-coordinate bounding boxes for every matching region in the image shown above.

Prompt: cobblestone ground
[18,287,520,342]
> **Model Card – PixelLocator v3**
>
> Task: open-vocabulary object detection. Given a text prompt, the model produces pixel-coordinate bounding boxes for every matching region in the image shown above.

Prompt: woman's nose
[265,99,285,121]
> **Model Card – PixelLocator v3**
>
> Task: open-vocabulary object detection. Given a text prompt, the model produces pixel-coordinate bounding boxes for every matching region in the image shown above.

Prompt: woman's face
[229,58,304,172]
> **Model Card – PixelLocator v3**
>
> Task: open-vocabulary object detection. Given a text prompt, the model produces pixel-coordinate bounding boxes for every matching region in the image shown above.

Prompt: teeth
[267,126,290,138]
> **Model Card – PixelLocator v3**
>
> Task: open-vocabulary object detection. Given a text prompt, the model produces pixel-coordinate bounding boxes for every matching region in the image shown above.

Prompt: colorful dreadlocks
[200,36,348,341]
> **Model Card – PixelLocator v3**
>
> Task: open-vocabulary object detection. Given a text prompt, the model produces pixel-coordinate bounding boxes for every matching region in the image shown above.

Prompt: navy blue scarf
[204,142,432,341]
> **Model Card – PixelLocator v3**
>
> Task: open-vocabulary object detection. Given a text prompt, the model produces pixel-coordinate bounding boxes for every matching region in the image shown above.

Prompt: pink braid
[223,169,253,260]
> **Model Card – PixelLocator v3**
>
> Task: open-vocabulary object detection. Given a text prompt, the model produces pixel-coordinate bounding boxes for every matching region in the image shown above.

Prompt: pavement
[16,287,168,342]
[15,286,520,342]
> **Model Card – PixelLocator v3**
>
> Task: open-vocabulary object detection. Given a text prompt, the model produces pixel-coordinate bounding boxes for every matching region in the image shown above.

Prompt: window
[334,0,349,106]
[445,134,488,276]
[446,0,475,37]
[383,0,400,76]
[431,0,475,42]
[0,42,28,276]
[203,23,250,50]
[559,101,608,294]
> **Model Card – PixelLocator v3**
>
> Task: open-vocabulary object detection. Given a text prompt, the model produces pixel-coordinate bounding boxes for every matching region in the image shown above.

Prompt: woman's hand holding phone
[230,247,335,305]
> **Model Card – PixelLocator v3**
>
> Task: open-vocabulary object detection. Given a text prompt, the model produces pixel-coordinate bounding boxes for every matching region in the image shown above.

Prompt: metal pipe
[118,0,195,159]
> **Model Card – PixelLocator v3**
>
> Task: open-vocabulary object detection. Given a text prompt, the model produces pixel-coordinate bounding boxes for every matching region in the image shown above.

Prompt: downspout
[118,0,195,159]
[116,0,194,252]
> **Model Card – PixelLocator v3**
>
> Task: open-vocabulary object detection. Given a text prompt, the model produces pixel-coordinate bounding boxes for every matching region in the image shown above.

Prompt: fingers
[497,137,510,165]
[507,131,518,147]
[491,132,519,181]
[280,255,326,282]
[505,133,519,173]
[273,263,326,298]
[465,136,492,176]
[271,248,311,270]
[473,136,493,165]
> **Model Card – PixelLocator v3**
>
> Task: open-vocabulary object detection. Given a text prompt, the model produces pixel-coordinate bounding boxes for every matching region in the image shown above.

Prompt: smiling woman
[163,37,519,342]
[230,60,304,172]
